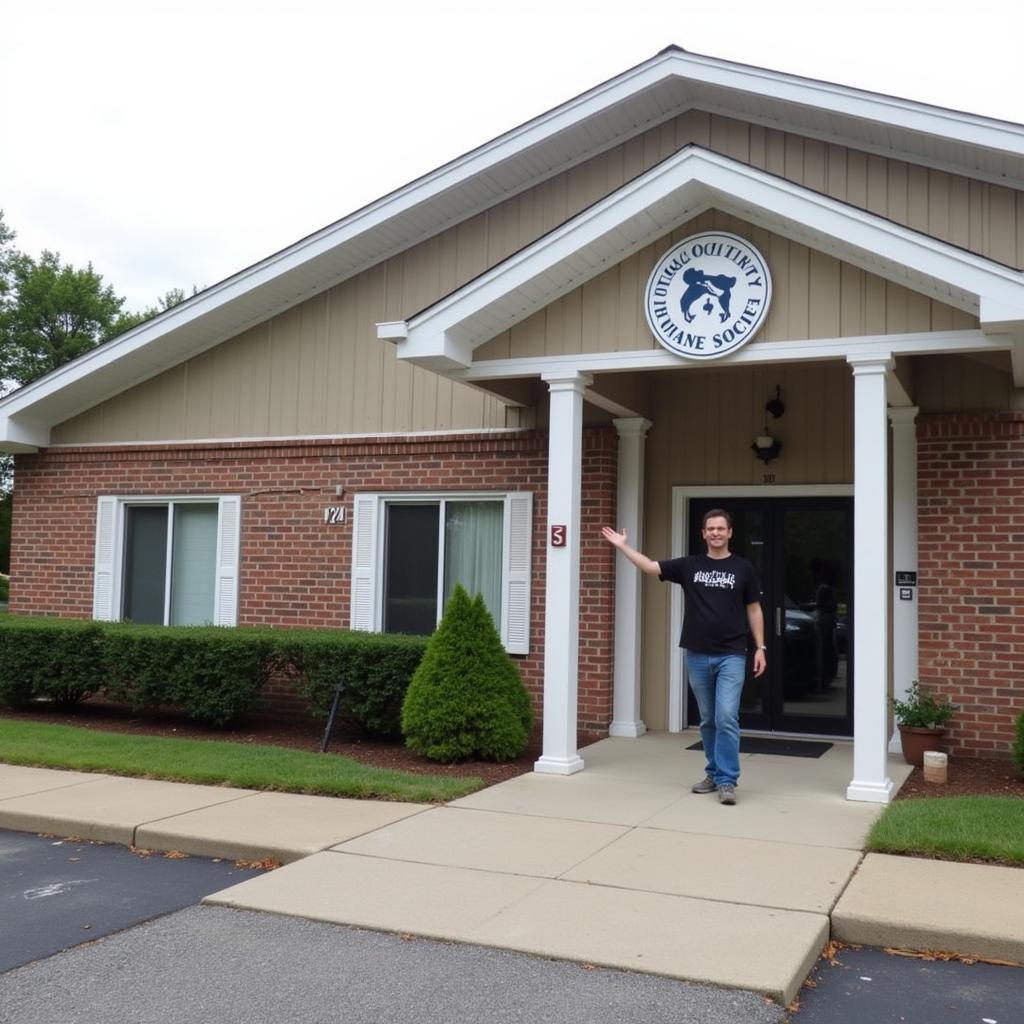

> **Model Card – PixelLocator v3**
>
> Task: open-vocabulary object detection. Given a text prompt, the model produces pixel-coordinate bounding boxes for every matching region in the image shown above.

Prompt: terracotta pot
[898,725,946,768]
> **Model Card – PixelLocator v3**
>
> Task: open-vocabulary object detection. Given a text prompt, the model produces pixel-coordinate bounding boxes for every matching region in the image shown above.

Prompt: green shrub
[0,616,104,707]
[1013,712,1024,778]
[402,585,533,762]
[275,629,427,737]
[101,624,276,726]
[0,575,9,604]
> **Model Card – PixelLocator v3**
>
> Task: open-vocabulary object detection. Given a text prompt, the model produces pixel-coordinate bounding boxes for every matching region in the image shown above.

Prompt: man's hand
[753,648,767,678]
[601,527,661,574]
[601,526,628,548]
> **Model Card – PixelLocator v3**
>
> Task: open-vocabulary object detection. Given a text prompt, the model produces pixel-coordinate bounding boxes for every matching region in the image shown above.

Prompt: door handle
[775,606,782,638]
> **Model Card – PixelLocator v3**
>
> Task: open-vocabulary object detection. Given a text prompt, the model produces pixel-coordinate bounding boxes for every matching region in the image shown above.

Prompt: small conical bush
[401,585,533,761]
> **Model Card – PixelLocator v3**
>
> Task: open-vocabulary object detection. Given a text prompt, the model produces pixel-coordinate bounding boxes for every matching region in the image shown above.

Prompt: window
[351,492,532,654]
[93,496,240,626]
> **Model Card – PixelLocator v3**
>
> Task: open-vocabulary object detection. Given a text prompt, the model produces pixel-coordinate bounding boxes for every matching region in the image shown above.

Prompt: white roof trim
[449,330,1013,382]
[2,47,1022,449]
[382,147,1024,371]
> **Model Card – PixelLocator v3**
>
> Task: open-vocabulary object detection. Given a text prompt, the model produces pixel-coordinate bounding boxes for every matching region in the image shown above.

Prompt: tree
[0,249,127,386]
[0,210,195,573]
[0,210,15,295]
[0,211,18,525]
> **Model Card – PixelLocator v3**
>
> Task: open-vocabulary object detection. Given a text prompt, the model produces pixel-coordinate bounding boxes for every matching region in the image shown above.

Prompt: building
[3,47,1023,801]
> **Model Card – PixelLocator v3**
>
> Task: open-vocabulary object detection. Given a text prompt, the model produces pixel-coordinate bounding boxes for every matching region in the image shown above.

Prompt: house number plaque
[323,506,346,524]
[550,525,567,547]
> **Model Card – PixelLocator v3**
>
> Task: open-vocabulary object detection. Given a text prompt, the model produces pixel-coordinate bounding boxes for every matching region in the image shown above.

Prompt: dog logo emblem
[680,268,736,324]
[644,232,772,359]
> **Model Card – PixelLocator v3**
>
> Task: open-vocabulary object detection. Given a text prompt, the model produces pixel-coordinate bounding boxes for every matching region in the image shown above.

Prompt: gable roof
[3,46,1023,450]
[377,145,1024,372]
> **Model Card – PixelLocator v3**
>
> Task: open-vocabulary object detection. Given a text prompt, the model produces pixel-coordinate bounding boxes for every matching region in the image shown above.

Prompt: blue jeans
[686,651,746,787]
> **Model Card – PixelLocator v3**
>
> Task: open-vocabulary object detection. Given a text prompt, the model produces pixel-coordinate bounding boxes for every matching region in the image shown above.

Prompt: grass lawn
[868,796,1024,866]
[0,719,483,803]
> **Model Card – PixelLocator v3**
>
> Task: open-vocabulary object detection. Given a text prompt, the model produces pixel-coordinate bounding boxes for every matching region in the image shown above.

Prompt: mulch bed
[893,755,1024,801]
[3,699,1021,797]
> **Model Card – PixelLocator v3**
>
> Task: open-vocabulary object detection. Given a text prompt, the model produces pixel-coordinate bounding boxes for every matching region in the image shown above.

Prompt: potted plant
[891,679,957,768]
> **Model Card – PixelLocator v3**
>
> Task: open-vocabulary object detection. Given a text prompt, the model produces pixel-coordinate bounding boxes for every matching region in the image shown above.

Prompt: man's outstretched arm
[601,527,662,575]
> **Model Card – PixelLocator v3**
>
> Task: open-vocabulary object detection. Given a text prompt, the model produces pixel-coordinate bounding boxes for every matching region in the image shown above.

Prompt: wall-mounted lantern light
[751,386,784,463]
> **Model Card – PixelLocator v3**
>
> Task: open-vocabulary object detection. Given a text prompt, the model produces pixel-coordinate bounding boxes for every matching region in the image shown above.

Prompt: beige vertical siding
[51,110,1018,444]
[475,213,978,361]
[51,263,513,443]
[913,353,1015,413]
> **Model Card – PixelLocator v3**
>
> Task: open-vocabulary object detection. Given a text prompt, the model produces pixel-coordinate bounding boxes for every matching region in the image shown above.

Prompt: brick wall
[10,429,618,733]
[917,412,1024,758]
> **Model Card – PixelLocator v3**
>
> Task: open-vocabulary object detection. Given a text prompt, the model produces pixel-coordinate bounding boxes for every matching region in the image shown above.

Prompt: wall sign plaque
[644,231,772,360]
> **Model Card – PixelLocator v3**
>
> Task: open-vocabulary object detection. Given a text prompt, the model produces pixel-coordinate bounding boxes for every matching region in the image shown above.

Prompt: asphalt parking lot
[0,827,262,972]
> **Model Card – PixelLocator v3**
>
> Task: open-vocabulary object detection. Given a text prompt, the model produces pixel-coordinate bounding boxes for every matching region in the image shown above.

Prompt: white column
[846,356,895,803]
[889,406,920,754]
[534,371,591,775]
[609,417,652,738]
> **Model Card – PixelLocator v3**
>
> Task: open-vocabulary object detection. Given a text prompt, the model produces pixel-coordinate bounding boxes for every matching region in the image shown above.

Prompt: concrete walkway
[1,733,1021,1006]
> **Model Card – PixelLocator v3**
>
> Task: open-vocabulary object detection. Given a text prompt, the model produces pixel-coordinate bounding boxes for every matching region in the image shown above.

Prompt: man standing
[602,509,766,805]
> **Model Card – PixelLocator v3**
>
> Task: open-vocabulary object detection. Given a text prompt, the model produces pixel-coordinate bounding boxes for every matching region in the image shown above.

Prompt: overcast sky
[3,0,1022,313]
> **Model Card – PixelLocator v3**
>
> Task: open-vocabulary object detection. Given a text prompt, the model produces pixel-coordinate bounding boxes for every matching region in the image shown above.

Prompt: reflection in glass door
[687,498,853,736]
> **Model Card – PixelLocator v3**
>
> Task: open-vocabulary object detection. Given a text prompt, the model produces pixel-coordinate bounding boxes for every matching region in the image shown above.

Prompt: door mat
[686,737,833,758]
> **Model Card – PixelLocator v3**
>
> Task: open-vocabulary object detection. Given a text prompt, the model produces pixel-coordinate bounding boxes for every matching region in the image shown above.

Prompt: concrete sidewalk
[1,734,1021,1005]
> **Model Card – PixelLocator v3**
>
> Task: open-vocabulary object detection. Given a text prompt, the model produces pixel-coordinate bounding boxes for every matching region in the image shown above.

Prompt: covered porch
[379,147,1024,804]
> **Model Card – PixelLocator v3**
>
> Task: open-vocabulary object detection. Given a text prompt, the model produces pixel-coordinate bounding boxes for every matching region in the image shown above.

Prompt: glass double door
[687,497,854,736]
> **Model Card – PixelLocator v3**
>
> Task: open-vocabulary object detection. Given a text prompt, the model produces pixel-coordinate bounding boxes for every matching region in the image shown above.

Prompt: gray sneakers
[691,774,718,794]
[718,784,737,805]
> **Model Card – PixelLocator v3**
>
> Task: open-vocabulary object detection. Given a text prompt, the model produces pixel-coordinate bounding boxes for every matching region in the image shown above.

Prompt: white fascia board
[410,337,476,372]
[377,321,409,342]
[0,312,189,421]
[0,414,48,451]
[400,148,1023,367]
[668,51,1024,158]
[979,298,1024,330]
[377,318,472,369]
[450,330,1008,382]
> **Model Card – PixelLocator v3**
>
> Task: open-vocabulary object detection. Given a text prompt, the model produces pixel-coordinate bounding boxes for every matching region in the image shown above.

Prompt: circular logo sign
[644,231,772,359]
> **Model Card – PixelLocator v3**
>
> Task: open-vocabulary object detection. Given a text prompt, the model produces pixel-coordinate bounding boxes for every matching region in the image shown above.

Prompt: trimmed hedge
[0,617,105,708]
[102,624,277,727]
[1014,712,1024,778]
[0,616,427,730]
[273,630,428,738]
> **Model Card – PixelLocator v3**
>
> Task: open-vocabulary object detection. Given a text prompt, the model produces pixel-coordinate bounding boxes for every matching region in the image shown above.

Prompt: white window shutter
[502,492,533,655]
[92,497,118,620]
[350,494,379,632]
[213,496,241,626]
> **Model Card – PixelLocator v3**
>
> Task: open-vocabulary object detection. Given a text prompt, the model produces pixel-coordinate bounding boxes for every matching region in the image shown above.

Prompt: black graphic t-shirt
[658,553,762,654]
